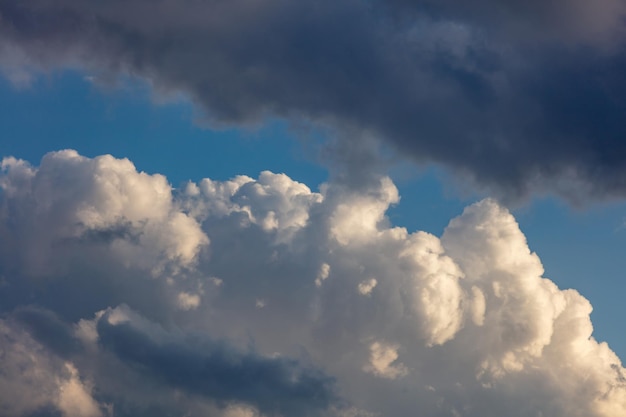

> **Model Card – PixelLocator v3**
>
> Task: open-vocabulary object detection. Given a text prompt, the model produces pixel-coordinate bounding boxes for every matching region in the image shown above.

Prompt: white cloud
[57,363,102,417]
[177,291,201,310]
[0,150,210,318]
[357,278,377,296]
[315,263,331,287]
[0,150,208,276]
[0,151,625,417]
[363,341,408,379]
[329,177,399,246]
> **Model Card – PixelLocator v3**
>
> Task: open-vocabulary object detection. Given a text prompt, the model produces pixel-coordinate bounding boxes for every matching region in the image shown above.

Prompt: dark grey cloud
[24,408,62,417]
[1,303,339,417]
[96,307,337,416]
[385,0,626,44]
[2,0,626,200]
[75,221,141,245]
[12,306,83,359]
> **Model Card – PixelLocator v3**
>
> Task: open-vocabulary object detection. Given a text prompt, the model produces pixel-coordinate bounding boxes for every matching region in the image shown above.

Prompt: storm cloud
[1,0,626,199]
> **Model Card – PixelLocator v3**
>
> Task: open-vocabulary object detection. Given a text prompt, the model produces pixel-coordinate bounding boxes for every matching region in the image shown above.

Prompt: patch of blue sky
[0,71,328,188]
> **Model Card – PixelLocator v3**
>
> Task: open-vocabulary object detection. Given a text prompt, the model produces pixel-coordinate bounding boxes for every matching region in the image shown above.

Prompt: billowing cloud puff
[363,341,407,379]
[0,150,207,273]
[0,150,208,319]
[0,151,625,416]
[3,1,626,199]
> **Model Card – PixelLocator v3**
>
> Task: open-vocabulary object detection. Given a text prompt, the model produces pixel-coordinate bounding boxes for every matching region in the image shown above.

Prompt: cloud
[2,1,626,199]
[95,305,337,416]
[357,278,377,296]
[363,341,407,379]
[56,363,102,417]
[0,150,208,320]
[0,150,626,416]
[315,263,331,287]
[387,0,626,44]
[0,317,101,417]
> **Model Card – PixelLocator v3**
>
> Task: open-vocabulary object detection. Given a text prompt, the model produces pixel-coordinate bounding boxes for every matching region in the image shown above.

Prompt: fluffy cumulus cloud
[2,0,626,199]
[0,150,625,416]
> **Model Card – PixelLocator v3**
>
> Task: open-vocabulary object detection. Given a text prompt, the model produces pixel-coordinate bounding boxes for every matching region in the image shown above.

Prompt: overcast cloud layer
[0,150,625,417]
[2,0,626,199]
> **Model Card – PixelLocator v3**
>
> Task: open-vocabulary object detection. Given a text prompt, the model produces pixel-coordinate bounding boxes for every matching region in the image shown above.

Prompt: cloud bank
[2,0,626,199]
[0,150,625,416]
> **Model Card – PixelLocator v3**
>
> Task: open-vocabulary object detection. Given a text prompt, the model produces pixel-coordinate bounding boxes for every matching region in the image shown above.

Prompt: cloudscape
[1,1,626,417]
[1,151,625,417]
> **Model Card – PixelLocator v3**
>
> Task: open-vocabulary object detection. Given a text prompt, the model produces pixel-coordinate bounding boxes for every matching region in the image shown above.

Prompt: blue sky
[3,2,626,416]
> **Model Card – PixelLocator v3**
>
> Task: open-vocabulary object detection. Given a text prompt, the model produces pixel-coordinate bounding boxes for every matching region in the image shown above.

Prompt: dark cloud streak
[96,308,337,416]
[12,306,83,359]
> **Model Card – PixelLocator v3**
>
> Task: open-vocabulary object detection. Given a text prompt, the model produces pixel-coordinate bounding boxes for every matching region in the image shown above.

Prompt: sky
[2,1,626,417]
